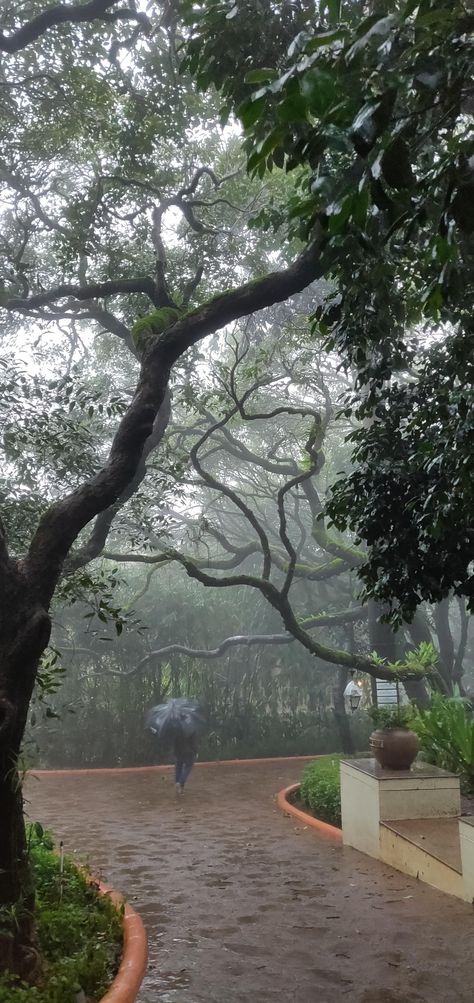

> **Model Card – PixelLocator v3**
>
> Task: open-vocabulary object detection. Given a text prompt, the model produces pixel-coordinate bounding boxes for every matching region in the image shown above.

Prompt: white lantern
[343,677,362,714]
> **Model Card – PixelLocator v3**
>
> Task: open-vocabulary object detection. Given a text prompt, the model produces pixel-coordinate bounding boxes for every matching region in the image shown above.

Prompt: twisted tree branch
[0,0,148,52]
[6,276,159,311]
[20,230,327,601]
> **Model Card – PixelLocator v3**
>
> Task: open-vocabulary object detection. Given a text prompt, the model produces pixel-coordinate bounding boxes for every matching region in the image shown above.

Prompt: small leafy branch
[369,641,438,679]
[368,703,414,731]
[56,566,145,638]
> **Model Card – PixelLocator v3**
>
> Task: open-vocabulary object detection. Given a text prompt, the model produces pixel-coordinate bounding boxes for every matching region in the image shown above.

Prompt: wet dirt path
[27,760,474,1003]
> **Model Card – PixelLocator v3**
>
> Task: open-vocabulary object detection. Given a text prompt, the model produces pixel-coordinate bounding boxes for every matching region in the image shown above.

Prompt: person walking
[173,730,198,794]
[145,697,206,796]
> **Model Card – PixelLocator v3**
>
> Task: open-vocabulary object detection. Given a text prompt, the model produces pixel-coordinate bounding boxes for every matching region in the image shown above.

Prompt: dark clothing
[175,760,194,786]
[173,733,197,763]
[173,733,197,787]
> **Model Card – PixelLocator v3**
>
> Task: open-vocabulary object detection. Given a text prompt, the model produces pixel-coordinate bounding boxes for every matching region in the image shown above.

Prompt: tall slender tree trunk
[0,553,51,979]
[368,600,397,704]
[368,600,397,661]
[433,598,455,693]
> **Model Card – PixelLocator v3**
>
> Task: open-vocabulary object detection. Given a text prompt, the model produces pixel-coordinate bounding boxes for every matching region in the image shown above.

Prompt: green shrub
[368,704,414,730]
[299,756,342,828]
[0,826,123,1002]
[411,694,474,781]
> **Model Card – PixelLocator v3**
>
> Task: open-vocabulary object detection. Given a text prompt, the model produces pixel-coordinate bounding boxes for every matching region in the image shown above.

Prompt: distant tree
[0,6,325,979]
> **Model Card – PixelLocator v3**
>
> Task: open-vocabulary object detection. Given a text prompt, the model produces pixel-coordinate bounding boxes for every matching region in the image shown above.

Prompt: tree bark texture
[0,547,51,978]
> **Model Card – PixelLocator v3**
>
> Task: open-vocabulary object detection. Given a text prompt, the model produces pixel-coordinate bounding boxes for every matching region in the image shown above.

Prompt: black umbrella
[145,698,207,742]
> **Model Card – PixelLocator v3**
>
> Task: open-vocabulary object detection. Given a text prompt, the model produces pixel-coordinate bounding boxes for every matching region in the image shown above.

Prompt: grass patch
[298,755,342,828]
[0,825,123,1003]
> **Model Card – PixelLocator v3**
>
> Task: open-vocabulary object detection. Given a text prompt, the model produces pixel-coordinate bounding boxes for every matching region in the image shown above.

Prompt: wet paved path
[27,760,474,1003]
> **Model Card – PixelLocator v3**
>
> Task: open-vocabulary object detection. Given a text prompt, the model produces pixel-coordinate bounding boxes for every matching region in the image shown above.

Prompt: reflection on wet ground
[27,760,474,1002]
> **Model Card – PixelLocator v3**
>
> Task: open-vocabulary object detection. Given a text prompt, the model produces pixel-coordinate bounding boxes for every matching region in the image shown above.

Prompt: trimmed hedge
[299,756,342,828]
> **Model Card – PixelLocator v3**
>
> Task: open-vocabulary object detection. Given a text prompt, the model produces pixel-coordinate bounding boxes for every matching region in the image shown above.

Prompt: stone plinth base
[341,759,461,860]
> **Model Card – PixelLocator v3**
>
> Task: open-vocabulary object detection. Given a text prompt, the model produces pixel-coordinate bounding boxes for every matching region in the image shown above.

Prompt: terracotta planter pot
[369,727,419,770]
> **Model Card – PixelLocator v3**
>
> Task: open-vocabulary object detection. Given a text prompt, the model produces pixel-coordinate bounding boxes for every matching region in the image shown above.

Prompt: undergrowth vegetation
[411,696,474,791]
[0,825,122,1002]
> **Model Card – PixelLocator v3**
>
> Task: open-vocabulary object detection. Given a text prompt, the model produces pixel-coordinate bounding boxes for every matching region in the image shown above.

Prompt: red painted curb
[277,783,343,843]
[96,880,148,1003]
[31,755,319,777]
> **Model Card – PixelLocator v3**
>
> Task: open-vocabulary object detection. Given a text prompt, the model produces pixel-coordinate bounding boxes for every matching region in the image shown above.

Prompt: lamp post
[343,672,363,714]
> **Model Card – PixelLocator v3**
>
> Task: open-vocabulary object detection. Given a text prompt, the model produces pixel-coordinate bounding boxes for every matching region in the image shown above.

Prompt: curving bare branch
[107,633,295,676]
[20,229,327,602]
[165,550,424,681]
[190,411,273,581]
[0,0,149,53]
[5,276,160,312]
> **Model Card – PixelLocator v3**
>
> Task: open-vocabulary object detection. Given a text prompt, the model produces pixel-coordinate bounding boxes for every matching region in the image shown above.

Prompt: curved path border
[35,756,339,998]
[277,783,342,842]
[32,755,317,777]
[97,880,148,1003]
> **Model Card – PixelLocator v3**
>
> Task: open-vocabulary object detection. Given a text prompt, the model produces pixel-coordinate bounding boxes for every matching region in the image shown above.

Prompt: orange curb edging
[30,754,318,774]
[96,880,148,1003]
[277,783,343,842]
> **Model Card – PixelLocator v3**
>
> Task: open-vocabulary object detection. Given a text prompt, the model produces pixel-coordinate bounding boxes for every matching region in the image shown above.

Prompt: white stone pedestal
[459,816,474,903]
[341,758,461,859]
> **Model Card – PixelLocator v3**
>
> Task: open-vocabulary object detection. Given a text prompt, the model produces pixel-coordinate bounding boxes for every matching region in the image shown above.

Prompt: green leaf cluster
[411,695,474,782]
[0,827,122,1002]
[182,0,474,618]
[368,703,414,730]
[299,755,342,827]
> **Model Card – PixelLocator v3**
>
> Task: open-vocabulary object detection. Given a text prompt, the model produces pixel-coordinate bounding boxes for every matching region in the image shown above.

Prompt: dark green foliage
[368,704,414,730]
[326,335,474,623]
[299,755,342,827]
[34,683,362,767]
[0,828,122,1002]
[183,0,474,621]
[0,356,127,553]
[411,695,474,782]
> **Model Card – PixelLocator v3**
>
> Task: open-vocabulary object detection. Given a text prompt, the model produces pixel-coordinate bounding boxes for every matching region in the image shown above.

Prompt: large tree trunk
[0,552,51,979]
[368,600,397,661]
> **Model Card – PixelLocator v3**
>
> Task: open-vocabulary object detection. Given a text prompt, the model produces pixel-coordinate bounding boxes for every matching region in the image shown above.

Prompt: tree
[184,0,474,621]
[1,0,470,977]
[0,7,327,978]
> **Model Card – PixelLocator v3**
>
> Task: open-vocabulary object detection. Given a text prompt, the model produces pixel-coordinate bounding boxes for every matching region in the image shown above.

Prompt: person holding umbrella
[145,698,207,795]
